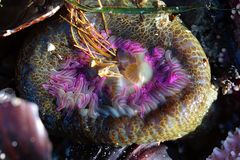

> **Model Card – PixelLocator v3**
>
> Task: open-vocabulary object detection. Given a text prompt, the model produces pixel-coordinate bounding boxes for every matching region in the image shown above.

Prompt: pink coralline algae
[207,127,240,160]
[230,0,240,46]
[43,34,190,118]
[42,57,105,118]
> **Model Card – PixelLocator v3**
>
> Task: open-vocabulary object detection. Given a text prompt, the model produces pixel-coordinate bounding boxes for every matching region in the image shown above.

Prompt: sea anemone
[43,34,190,118]
[17,0,217,145]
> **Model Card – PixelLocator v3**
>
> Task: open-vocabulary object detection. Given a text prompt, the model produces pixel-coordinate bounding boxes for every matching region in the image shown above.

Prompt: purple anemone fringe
[207,127,240,160]
[109,36,190,117]
[43,58,105,117]
[108,35,147,56]
[43,33,190,118]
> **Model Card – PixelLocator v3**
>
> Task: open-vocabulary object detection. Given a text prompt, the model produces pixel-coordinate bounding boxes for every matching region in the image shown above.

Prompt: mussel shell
[0,0,63,36]
[66,143,172,160]
[0,95,52,160]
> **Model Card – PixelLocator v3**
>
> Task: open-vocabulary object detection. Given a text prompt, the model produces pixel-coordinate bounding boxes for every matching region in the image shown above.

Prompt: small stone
[232,9,236,15]
[218,57,224,63]
[11,141,18,147]
[236,4,240,9]
[233,85,240,91]
[221,48,227,52]
[0,153,6,160]
[219,52,224,57]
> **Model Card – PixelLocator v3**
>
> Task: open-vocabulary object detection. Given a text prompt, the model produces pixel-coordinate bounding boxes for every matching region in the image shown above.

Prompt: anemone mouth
[43,33,190,119]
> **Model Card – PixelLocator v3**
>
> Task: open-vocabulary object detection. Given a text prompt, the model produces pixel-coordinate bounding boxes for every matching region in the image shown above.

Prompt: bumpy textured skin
[17,0,218,146]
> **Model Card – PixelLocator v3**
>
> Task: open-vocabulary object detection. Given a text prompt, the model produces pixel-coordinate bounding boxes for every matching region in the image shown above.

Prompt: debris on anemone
[17,0,218,145]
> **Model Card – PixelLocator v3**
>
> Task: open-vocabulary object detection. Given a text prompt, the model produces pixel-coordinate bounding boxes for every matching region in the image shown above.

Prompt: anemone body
[17,0,218,145]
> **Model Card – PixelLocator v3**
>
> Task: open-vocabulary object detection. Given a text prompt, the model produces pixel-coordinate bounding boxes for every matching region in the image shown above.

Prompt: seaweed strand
[65,0,240,14]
